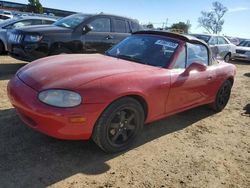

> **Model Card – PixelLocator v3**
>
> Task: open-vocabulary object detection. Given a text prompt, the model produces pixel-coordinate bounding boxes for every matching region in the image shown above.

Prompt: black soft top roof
[133,30,208,46]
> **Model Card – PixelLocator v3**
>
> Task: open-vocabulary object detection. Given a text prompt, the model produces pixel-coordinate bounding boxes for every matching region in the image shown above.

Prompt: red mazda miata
[8,31,236,152]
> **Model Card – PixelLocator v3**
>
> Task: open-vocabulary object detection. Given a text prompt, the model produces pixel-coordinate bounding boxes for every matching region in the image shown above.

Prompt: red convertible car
[7,31,236,152]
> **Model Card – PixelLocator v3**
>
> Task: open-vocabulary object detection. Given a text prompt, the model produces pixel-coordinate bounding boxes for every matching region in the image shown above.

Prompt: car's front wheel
[211,80,232,112]
[224,53,231,62]
[92,97,145,153]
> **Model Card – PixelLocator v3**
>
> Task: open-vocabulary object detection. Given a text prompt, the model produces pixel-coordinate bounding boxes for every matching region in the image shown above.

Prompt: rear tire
[211,80,232,112]
[92,97,144,153]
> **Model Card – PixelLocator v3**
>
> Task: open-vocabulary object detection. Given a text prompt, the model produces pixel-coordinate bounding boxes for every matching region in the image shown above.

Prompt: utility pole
[165,18,168,30]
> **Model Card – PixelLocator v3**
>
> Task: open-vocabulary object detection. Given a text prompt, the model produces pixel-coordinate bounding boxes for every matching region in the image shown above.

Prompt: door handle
[105,35,113,40]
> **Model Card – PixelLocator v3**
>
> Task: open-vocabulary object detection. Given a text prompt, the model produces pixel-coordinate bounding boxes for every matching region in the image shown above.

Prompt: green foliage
[198,1,228,34]
[27,0,43,14]
[146,23,154,29]
[170,22,191,33]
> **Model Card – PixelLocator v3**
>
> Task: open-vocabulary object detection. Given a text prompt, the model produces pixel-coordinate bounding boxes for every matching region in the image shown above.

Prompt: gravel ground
[0,56,249,188]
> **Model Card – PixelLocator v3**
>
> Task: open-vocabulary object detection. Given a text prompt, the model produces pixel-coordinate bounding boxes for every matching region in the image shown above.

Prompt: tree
[170,22,191,33]
[27,0,43,14]
[146,23,154,29]
[198,1,228,34]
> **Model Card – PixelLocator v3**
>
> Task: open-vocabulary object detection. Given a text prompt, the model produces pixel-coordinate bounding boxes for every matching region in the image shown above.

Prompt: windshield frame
[53,14,90,29]
[192,34,211,43]
[106,34,180,68]
[238,40,250,47]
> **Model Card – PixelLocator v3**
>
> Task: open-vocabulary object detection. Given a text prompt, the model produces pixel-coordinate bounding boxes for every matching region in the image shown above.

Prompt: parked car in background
[0,16,56,54]
[7,13,143,62]
[0,14,12,22]
[233,40,250,61]
[2,10,13,18]
[225,36,240,45]
[8,31,236,152]
[191,34,236,62]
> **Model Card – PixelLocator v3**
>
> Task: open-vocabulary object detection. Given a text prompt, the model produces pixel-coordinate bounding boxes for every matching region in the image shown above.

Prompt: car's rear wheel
[92,97,144,153]
[224,53,231,62]
[211,80,232,112]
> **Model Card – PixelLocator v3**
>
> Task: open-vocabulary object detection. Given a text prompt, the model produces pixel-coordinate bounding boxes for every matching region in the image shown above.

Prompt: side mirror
[82,24,93,34]
[183,62,207,75]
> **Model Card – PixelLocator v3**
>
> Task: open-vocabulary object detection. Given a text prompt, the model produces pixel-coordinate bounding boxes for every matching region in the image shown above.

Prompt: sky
[5,0,250,38]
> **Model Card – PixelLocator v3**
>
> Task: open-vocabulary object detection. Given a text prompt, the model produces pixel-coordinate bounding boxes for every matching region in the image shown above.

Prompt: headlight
[38,90,82,108]
[24,34,43,42]
[246,51,250,56]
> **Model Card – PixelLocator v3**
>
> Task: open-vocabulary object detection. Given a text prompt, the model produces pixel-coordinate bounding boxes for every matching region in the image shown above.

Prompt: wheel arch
[225,52,231,58]
[103,94,149,121]
[227,76,234,85]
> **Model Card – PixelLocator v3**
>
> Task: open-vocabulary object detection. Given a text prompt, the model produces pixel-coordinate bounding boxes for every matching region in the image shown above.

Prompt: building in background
[0,0,76,17]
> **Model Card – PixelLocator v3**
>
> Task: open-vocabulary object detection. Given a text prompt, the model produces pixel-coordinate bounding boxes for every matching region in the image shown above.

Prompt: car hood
[15,25,71,34]
[18,54,154,91]
[236,46,250,51]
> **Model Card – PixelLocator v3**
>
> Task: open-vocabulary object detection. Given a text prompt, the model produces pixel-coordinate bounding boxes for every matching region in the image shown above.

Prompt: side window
[187,43,209,67]
[12,20,33,28]
[218,37,228,44]
[31,19,43,25]
[89,18,111,32]
[114,19,127,33]
[173,47,186,69]
[42,20,55,24]
[209,37,217,45]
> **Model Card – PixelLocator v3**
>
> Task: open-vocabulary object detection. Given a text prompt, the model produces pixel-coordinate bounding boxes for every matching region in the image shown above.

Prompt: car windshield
[238,41,250,47]
[0,17,18,27]
[54,14,89,29]
[106,35,179,68]
[193,35,211,43]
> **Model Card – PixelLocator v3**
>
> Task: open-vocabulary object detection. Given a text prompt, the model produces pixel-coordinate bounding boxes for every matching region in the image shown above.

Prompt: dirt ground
[0,56,249,188]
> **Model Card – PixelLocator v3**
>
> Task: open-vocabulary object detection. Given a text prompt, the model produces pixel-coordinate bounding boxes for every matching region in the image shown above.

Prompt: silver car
[234,40,250,61]
[0,16,56,54]
[191,34,236,62]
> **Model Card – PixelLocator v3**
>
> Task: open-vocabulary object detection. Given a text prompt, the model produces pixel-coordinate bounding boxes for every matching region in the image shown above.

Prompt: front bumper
[7,75,107,140]
[8,41,49,62]
[233,53,250,61]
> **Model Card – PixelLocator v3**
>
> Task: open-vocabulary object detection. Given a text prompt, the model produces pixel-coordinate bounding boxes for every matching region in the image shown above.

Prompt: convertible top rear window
[106,35,179,67]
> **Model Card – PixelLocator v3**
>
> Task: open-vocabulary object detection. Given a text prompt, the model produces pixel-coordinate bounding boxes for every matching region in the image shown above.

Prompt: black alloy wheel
[92,97,144,153]
[107,108,138,147]
[211,80,232,112]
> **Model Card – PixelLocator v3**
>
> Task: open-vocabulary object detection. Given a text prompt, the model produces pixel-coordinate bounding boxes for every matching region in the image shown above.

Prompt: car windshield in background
[193,35,211,43]
[238,41,250,47]
[54,14,89,29]
[106,35,179,67]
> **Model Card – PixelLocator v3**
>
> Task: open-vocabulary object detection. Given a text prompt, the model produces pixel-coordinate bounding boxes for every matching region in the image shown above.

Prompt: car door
[216,36,230,58]
[208,36,218,58]
[111,18,131,45]
[83,17,113,53]
[166,42,214,114]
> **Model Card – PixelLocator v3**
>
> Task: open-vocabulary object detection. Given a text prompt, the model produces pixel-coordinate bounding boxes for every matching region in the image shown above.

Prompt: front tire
[224,53,231,62]
[92,97,145,153]
[211,80,232,112]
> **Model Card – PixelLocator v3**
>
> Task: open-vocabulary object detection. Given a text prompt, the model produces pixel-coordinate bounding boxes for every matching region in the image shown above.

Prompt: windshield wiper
[116,54,145,64]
